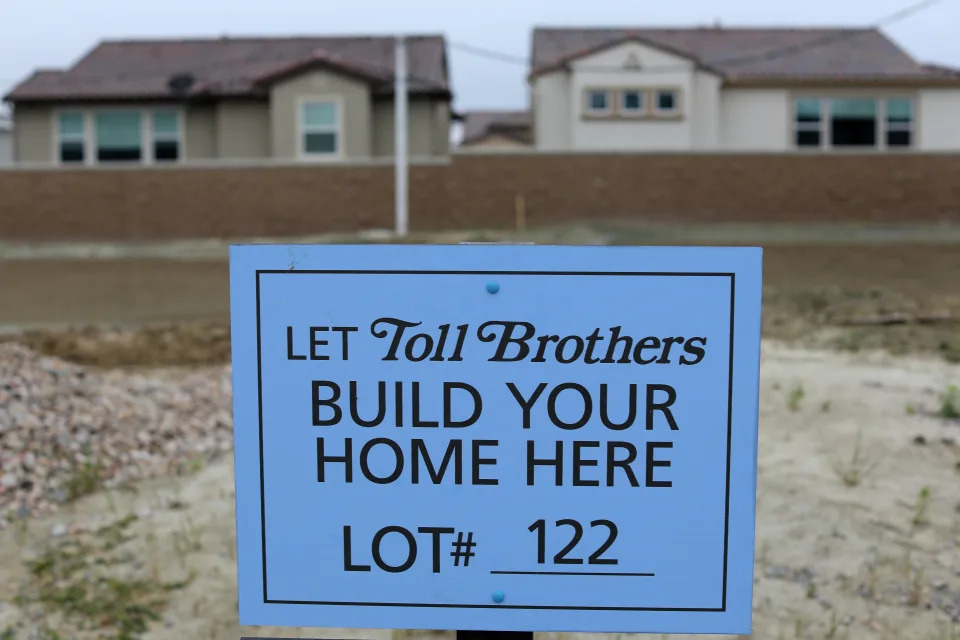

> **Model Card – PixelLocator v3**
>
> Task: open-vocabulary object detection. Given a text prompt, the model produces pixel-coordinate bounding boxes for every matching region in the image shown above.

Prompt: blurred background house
[4,35,453,166]
[530,27,960,151]
[459,110,532,149]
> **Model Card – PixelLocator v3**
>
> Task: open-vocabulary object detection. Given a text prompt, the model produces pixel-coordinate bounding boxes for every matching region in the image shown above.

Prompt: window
[655,90,678,114]
[585,90,611,115]
[794,97,914,150]
[152,110,180,162]
[300,101,339,156]
[57,112,86,163]
[885,98,913,147]
[620,90,645,114]
[795,98,823,147]
[95,111,142,162]
[830,99,877,147]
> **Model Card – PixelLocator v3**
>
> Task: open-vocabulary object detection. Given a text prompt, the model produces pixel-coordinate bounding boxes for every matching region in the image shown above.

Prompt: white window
[300,100,340,157]
[57,112,86,163]
[885,98,913,147]
[793,97,914,150]
[585,89,612,116]
[152,110,181,162]
[794,98,823,148]
[620,90,646,115]
[95,110,143,162]
[654,90,679,115]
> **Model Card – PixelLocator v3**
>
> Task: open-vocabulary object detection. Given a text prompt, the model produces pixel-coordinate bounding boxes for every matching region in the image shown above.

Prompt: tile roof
[461,110,532,145]
[531,27,954,82]
[5,35,449,102]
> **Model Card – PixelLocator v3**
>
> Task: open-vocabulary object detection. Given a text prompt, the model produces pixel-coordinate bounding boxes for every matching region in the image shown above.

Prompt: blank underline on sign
[490,570,655,577]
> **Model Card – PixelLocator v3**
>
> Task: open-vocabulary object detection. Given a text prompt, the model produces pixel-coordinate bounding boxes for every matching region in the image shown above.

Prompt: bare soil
[3,244,958,367]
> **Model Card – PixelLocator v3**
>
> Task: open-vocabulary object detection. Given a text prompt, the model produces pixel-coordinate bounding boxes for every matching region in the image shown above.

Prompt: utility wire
[448,0,953,75]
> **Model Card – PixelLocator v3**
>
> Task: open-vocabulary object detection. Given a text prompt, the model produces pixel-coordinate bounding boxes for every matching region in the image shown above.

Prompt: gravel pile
[0,343,232,527]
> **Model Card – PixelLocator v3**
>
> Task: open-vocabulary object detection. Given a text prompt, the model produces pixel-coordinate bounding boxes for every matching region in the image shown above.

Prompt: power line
[448,0,954,75]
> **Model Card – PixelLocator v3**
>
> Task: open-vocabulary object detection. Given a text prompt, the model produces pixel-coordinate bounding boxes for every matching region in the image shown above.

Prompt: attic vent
[168,72,196,96]
[623,52,642,70]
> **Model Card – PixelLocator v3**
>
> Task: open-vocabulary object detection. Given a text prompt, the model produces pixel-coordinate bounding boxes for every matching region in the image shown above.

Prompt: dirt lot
[1,224,959,639]
[3,243,959,366]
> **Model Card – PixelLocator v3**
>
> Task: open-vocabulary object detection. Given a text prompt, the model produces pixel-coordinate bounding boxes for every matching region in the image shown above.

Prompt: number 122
[528,519,619,565]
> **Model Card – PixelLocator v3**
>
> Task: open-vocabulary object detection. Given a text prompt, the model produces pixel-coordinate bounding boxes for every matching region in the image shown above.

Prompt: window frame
[618,89,647,117]
[297,97,343,160]
[93,108,146,164]
[653,89,681,117]
[151,109,184,163]
[52,107,185,167]
[792,96,916,152]
[56,111,87,165]
[583,88,613,117]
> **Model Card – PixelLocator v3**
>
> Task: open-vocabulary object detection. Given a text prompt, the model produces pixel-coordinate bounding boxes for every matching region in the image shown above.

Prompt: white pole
[394,34,408,237]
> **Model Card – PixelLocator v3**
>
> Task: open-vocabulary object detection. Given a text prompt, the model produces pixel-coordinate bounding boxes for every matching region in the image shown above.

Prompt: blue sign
[230,244,762,634]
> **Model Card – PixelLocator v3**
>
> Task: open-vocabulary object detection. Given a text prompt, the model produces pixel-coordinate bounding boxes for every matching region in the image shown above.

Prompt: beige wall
[0,130,11,166]
[533,72,572,150]
[371,98,449,158]
[269,70,371,160]
[720,89,791,151]
[215,101,270,159]
[185,105,217,160]
[12,104,52,163]
[918,89,960,150]
[692,72,722,149]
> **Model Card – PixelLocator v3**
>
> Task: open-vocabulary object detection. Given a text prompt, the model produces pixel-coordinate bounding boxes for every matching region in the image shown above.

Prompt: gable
[570,40,703,75]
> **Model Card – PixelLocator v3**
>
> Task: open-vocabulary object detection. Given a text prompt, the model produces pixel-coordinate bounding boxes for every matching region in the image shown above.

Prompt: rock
[50,523,67,537]
[0,343,233,528]
[913,435,927,445]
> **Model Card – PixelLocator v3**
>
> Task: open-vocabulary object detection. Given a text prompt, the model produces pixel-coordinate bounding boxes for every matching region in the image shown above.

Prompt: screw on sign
[229,244,762,636]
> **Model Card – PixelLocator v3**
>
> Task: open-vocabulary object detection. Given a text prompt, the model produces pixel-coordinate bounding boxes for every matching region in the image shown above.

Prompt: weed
[907,564,924,607]
[832,430,875,487]
[942,342,960,364]
[912,486,932,528]
[64,457,103,502]
[172,515,203,567]
[940,385,960,419]
[17,513,192,640]
[906,403,917,416]
[821,401,832,413]
[825,611,839,638]
[806,582,817,599]
[839,331,866,353]
[788,385,805,412]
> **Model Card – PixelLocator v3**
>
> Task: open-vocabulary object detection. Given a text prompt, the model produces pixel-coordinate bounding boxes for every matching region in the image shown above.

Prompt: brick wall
[0,154,957,241]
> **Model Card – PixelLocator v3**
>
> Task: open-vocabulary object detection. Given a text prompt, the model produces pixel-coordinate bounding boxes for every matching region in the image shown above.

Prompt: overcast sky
[1,0,958,111]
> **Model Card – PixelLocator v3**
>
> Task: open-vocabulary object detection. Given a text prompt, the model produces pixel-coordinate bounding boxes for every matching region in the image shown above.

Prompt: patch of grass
[912,486,932,528]
[64,457,104,502]
[16,513,192,640]
[832,430,875,487]
[941,342,960,364]
[940,385,960,419]
[788,385,805,412]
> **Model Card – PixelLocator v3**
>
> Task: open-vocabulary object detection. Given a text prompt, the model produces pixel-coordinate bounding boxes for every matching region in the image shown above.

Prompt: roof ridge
[97,33,445,45]
[531,25,879,32]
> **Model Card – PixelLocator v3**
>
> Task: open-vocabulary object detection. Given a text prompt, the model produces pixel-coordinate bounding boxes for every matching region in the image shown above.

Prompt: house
[0,113,11,166]
[460,110,532,149]
[3,35,453,166]
[530,27,960,152]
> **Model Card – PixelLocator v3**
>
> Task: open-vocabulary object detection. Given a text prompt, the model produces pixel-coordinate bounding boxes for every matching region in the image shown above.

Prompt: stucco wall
[569,41,699,151]
[720,89,791,151]
[0,129,12,166]
[216,101,271,160]
[692,72,722,149]
[269,70,371,160]
[185,106,218,160]
[918,89,960,151]
[11,105,52,163]
[371,97,449,158]
[532,72,571,150]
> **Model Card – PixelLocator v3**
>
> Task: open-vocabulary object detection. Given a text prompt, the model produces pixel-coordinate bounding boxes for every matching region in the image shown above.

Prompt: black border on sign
[254,269,736,613]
